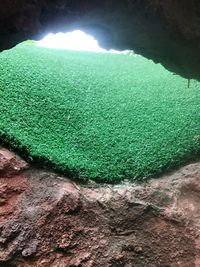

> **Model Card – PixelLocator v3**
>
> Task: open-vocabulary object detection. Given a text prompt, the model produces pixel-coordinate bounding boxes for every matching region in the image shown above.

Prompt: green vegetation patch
[0,44,200,182]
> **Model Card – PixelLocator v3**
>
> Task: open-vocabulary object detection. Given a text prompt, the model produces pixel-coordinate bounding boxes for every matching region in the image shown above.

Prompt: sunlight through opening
[37,30,134,55]
[37,30,107,53]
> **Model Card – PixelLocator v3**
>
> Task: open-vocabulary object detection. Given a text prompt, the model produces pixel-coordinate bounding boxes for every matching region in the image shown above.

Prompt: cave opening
[37,30,108,52]
[1,2,200,266]
[36,30,133,55]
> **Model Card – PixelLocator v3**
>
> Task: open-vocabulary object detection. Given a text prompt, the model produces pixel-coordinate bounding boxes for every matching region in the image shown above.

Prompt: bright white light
[37,30,107,53]
[36,30,136,55]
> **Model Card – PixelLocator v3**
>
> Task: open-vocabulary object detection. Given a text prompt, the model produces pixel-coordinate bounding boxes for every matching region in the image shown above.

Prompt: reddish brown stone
[0,147,28,178]
[0,148,200,266]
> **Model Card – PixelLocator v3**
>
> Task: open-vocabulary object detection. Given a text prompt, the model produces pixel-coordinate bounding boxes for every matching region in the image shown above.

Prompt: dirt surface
[0,147,200,266]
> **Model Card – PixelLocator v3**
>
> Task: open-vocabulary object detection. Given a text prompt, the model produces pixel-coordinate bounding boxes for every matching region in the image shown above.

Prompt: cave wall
[0,147,200,266]
[1,0,200,79]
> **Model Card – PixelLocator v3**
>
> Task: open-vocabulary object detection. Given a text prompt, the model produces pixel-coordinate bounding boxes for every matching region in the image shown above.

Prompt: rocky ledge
[0,147,200,267]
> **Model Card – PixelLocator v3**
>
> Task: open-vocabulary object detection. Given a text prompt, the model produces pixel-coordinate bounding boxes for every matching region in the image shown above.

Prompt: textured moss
[0,44,200,182]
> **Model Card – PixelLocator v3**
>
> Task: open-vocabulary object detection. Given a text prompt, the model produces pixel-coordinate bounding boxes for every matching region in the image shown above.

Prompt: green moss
[0,44,200,182]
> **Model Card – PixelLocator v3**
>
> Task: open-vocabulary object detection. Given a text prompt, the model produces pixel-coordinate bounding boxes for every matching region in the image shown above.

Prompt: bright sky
[37,30,107,53]
[37,30,134,54]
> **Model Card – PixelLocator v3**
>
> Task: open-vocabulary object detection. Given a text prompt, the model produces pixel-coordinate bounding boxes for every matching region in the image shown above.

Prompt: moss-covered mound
[0,44,200,182]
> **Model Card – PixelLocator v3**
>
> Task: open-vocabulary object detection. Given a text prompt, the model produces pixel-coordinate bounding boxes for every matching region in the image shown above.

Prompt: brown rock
[0,148,199,266]
[0,147,28,178]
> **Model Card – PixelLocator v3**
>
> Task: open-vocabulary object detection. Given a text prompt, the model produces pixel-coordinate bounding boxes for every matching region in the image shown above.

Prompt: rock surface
[0,147,200,266]
[0,147,28,178]
[1,1,200,79]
